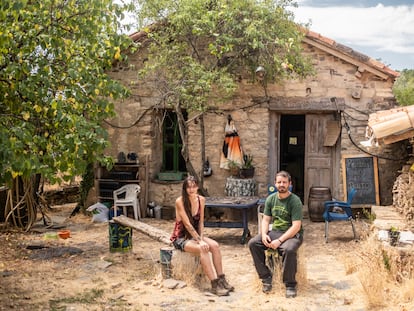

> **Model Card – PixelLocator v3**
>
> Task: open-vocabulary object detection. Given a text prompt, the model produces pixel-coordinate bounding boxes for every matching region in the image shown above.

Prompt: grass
[49,288,104,310]
[344,233,414,310]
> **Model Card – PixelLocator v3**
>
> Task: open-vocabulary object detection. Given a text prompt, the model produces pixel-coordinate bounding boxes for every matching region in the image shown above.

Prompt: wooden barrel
[308,187,331,222]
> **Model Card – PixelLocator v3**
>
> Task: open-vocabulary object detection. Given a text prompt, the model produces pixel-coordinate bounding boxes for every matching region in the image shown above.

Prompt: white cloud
[293,3,414,68]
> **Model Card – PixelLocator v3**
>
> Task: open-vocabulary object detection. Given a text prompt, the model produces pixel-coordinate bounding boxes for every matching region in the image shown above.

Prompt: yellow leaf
[94,89,100,95]
[114,47,121,60]
[34,104,42,113]
[22,112,30,120]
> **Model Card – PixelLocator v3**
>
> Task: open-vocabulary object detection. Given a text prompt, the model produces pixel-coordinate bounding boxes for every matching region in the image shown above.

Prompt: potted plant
[227,160,241,177]
[239,154,255,178]
[388,226,400,246]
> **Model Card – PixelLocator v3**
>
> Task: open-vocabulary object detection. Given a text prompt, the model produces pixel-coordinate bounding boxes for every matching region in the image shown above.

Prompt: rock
[163,278,187,289]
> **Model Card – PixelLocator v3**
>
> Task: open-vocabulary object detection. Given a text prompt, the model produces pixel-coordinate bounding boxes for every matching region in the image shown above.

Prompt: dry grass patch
[170,250,209,288]
[252,246,307,294]
[344,234,414,310]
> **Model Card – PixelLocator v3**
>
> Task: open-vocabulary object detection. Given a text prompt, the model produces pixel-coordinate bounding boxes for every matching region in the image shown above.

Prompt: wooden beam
[112,215,172,245]
[381,129,414,145]
[267,96,345,112]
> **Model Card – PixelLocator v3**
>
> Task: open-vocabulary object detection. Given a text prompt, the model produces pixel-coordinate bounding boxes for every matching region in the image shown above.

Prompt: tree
[132,0,313,191]
[394,69,414,106]
[0,0,134,229]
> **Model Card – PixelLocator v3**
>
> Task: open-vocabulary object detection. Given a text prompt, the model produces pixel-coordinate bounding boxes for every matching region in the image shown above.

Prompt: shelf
[98,196,113,200]
[98,179,139,183]
[113,163,142,167]
[94,155,149,217]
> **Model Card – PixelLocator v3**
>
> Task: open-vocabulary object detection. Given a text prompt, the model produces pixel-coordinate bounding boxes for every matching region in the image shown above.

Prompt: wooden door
[304,114,338,205]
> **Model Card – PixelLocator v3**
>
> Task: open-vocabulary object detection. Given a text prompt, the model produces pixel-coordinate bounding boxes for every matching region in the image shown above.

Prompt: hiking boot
[262,277,272,293]
[286,287,297,298]
[211,278,230,296]
[218,274,234,292]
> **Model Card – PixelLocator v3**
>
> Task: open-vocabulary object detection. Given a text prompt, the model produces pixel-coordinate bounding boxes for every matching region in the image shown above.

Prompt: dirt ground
[0,203,412,311]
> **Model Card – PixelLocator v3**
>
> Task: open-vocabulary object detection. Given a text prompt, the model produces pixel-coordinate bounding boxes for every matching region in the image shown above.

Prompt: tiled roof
[305,30,399,79]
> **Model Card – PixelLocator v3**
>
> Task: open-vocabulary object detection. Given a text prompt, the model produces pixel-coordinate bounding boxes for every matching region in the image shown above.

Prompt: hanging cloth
[219,119,243,169]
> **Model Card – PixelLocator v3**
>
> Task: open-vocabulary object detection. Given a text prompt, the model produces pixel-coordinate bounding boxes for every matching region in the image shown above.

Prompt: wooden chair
[113,184,141,220]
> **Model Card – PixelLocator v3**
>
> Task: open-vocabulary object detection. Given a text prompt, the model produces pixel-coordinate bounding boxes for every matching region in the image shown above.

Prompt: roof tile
[305,29,399,78]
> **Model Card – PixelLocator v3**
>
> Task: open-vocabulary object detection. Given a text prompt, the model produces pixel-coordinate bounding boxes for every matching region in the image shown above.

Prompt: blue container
[108,207,124,220]
[108,221,132,252]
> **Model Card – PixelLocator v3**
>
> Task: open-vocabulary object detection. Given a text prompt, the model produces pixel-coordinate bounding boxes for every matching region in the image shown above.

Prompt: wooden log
[369,112,411,139]
[112,215,206,281]
[112,215,172,245]
[381,129,414,145]
[368,106,414,139]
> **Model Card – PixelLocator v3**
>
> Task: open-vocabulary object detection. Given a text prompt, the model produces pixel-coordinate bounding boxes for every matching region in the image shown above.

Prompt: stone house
[100,29,406,218]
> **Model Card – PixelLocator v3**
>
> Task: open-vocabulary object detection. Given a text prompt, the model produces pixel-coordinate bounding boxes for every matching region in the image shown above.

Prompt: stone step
[371,205,408,230]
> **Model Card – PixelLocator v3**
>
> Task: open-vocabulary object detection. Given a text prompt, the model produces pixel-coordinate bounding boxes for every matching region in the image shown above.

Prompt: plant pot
[229,167,240,177]
[239,167,255,179]
[58,230,71,239]
[388,230,400,246]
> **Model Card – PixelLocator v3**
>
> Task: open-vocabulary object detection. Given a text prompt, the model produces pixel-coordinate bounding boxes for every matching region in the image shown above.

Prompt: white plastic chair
[113,184,141,220]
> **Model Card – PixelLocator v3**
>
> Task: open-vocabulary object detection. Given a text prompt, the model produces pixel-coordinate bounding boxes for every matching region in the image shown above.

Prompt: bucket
[154,205,162,219]
[308,186,331,222]
[108,221,132,252]
[160,247,174,278]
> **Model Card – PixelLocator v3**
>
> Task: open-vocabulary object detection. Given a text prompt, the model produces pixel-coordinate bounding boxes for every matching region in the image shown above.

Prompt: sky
[292,0,414,71]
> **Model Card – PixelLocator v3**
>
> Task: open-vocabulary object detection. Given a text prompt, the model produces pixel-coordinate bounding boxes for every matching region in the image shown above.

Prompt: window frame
[161,109,187,173]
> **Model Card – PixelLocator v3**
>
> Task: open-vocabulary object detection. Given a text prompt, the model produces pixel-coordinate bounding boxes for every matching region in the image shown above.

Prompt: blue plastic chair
[323,188,357,243]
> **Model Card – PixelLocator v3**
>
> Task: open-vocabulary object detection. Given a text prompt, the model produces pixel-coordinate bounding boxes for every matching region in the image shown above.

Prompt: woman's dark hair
[181,176,198,227]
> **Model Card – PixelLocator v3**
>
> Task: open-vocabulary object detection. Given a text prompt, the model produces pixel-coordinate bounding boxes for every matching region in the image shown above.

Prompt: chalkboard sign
[342,155,379,205]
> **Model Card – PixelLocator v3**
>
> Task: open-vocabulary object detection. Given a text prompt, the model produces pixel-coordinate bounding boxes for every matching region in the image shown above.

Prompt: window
[162,110,187,172]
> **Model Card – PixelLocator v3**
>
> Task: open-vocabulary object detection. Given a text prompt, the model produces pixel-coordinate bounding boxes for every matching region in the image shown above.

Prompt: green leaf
[0,0,133,184]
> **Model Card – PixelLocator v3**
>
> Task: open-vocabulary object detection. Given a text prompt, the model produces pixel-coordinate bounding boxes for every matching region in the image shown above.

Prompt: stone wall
[104,39,406,211]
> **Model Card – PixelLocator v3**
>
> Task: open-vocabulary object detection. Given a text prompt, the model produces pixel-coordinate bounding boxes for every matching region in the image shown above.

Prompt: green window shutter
[162,110,187,173]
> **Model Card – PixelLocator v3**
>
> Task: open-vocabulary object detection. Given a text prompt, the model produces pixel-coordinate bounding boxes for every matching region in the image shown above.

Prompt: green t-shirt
[263,192,303,234]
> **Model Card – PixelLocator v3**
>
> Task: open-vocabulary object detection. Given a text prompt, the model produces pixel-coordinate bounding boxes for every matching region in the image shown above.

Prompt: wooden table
[204,196,259,244]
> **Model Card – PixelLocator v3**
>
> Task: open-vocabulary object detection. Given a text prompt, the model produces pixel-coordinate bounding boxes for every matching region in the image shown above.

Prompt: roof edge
[305,30,399,79]
[128,27,400,79]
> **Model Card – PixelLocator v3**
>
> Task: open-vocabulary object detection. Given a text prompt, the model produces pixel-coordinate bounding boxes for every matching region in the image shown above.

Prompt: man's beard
[278,187,288,193]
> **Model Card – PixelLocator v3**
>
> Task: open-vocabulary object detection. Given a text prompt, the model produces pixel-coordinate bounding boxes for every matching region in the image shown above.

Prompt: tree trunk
[5,176,46,230]
[174,103,208,196]
[199,114,209,196]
